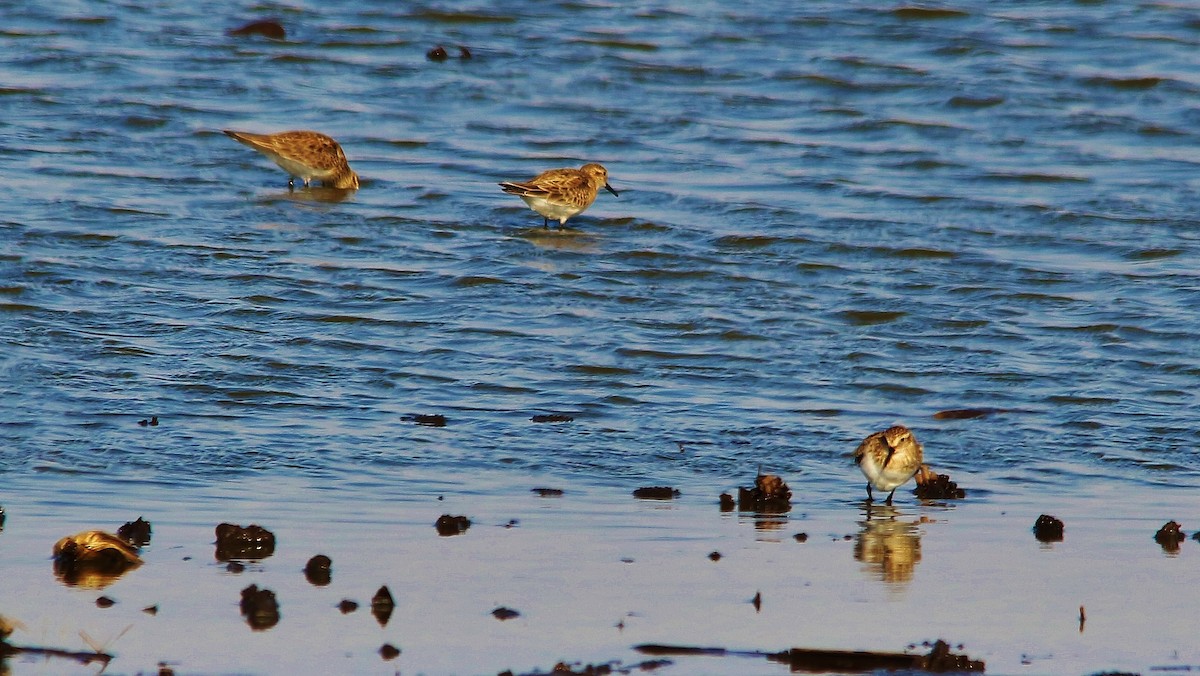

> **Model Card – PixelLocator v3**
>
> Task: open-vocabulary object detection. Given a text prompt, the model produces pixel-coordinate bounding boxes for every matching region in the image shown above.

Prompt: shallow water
[2,1,1199,674]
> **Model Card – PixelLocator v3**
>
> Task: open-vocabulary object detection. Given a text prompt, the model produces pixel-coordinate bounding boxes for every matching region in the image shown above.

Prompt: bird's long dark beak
[604,182,619,197]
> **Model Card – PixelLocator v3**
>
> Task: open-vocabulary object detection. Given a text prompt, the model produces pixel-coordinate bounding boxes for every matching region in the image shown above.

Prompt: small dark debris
[371,585,395,627]
[118,517,152,547]
[459,45,472,59]
[228,20,286,40]
[239,584,280,631]
[158,662,175,676]
[304,554,332,586]
[752,591,762,612]
[338,599,359,614]
[633,486,680,500]
[1033,514,1065,542]
[708,551,722,561]
[719,493,735,511]
[793,532,808,543]
[226,561,245,573]
[379,643,401,660]
[215,523,276,561]
[913,466,966,499]
[736,473,791,512]
[403,413,446,427]
[435,514,471,536]
[1155,520,1186,552]
[427,45,448,61]
[95,596,115,608]
[143,605,158,615]
[138,416,159,426]
[531,488,564,497]
[531,414,574,423]
[492,606,520,620]
[504,519,519,528]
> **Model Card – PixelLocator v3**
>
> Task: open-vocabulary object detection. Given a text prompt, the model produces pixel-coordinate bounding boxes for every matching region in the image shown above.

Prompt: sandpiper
[499,163,618,229]
[224,130,359,190]
[853,425,924,505]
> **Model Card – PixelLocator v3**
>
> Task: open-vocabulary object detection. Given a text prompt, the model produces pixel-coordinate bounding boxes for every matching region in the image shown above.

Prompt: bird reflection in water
[854,503,923,585]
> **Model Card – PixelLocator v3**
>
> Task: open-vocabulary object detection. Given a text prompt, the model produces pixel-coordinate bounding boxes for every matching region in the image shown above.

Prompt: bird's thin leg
[542,217,550,229]
[885,489,896,506]
[865,484,874,502]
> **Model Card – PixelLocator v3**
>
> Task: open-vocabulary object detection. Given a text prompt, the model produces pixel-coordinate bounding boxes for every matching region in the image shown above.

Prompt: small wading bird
[499,163,618,229]
[223,130,359,190]
[853,425,924,505]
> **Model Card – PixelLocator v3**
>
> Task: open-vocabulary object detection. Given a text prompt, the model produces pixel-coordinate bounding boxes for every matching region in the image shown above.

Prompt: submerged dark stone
[1155,520,1186,552]
[913,466,966,500]
[403,413,447,426]
[531,487,564,497]
[239,584,280,631]
[1033,515,1065,542]
[214,523,276,561]
[118,517,152,547]
[228,20,285,40]
[379,643,401,660]
[304,554,332,586]
[531,414,574,423]
[633,486,680,500]
[736,474,791,513]
[435,514,471,536]
[492,606,520,620]
[371,585,395,627]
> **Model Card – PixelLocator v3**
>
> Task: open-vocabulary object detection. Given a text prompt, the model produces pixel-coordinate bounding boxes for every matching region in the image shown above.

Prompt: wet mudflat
[1,467,1197,674]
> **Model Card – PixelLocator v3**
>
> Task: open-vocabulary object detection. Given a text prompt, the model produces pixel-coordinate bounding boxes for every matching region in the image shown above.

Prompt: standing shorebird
[853,425,924,505]
[499,163,618,229]
[223,130,360,190]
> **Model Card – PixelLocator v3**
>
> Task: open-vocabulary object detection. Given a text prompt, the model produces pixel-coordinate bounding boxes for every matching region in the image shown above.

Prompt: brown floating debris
[239,584,280,631]
[793,532,809,543]
[708,551,722,561]
[1154,520,1185,552]
[337,599,359,614]
[137,416,159,426]
[435,514,471,536]
[403,413,447,427]
[531,413,574,423]
[95,596,115,608]
[1033,515,1065,542]
[1079,605,1086,633]
[304,554,332,586]
[499,659,671,676]
[718,493,735,511]
[427,45,448,61]
[531,487,564,497]
[379,643,401,660]
[736,473,791,512]
[0,620,112,669]
[751,591,762,612]
[913,465,966,500]
[214,523,276,561]
[118,517,152,547]
[52,531,143,588]
[492,606,520,620]
[226,561,245,573]
[371,585,395,627]
[633,486,680,500]
[143,605,158,615]
[931,408,1002,420]
[228,20,286,40]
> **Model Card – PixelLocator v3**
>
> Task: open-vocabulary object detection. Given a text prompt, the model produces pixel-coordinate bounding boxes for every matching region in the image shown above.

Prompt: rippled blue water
[4,1,1198,488]
[2,1,1199,672]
